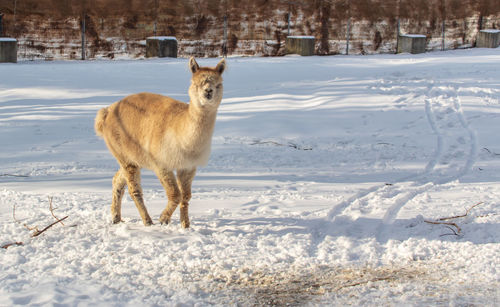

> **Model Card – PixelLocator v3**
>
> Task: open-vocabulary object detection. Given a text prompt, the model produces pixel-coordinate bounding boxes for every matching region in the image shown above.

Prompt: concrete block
[0,38,17,63]
[286,36,315,56]
[477,29,500,48]
[146,36,177,58]
[397,34,426,54]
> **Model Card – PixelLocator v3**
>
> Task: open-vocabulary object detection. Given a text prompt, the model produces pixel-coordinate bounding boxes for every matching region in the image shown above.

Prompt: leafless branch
[13,203,40,233]
[31,216,68,237]
[439,225,460,237]
[250,140,312,151]
[12,197,68,237]
[482,147,500,156]
[1,242,24,249]
[424,219,462,234]
[0,173,29,178]
[476,213,499,218]
[48,196,64,226]
[12,203,18,223]
[424,202,485,236]
[437,202,483,221]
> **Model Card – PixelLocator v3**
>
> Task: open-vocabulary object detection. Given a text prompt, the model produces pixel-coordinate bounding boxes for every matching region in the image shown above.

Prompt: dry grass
[206,264,428,306]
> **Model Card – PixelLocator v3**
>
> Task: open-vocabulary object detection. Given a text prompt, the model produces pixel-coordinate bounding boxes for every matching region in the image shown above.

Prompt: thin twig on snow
[482,147,500,156]
[250,140,313,151]
[424,202,485,236]
[12,197,69,237]
[437,202,483,221]
[1,242,24,249]
[0,173,29,178]
[30,216,68,237]
[48,196,64,226]
[13,203,40,233]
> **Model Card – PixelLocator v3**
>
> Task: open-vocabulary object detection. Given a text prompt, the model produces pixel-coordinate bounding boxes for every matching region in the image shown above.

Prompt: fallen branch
[437,202,483,221]
[250,140,313,151]
[31,216,68,237]
[13,203,40,233]
[287,142,313,151]
[424,220,461,234]
[424,202,484,236]
[476,213,499,218]
[1,242,24,249]
[0,173,29,178]
[13,197,68,237]
[48,196,64,226]
[440,226,460,237]
[482,147,500,156]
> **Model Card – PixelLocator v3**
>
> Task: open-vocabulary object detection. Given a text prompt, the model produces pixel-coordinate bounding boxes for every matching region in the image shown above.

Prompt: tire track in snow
[325,82,478,242]
[379,85,478,237]
[379,89,471,229]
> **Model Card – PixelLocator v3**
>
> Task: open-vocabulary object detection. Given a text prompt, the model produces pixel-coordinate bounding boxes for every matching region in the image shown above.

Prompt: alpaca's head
[188,57,226,109]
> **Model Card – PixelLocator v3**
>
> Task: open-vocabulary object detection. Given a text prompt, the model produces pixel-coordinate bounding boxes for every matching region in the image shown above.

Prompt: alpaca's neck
[184,101,218,145]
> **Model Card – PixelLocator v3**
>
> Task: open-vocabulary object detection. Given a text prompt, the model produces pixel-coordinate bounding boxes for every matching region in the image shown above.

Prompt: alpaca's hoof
[159,212,171,225]
[181,220,190,229]
[143,218,153,226]
[112,216,122,224]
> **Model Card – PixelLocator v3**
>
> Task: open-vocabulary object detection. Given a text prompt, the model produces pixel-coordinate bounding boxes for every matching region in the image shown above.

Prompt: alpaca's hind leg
[177,168,196,228]
[123,164,153,226]
[158,170,181,225]
[111,168,127,224]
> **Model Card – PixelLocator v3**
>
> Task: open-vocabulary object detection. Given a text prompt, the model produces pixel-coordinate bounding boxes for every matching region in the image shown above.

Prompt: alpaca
[94,57,226,227]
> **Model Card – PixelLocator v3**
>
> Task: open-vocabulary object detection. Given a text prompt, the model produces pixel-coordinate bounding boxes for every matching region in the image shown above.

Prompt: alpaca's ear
[216,58,226,74]
[189,57,199,73]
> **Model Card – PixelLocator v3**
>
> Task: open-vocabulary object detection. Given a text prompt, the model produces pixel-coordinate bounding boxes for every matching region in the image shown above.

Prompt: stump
[285,36,315,56]
[397,34,426,54]
[0,38,17,63]
[146,36,177,58]
[477,30,500,48]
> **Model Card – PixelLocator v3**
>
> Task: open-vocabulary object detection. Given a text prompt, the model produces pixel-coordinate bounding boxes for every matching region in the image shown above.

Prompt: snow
[147,36,178,41]
[1,49,500,306]
[401,34,427,38]
[480,29,500,34]
[287,36,315,39]
[0,37,17,42]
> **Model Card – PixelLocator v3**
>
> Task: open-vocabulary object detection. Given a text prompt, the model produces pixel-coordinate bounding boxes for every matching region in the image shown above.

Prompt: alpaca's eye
[216,84,222,89]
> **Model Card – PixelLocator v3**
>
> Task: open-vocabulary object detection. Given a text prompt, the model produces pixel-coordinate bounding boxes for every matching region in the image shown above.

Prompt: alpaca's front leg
[158,170,181,225]
[177,168,196,228]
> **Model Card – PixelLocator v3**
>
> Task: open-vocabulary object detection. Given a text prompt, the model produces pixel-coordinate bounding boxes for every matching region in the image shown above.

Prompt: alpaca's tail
[94,107,109,137]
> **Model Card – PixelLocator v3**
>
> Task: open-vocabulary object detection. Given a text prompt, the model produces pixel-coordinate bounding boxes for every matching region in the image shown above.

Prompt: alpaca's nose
[204,88,213,99]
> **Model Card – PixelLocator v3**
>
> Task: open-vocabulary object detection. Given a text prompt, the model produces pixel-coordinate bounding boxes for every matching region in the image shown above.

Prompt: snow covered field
[0,49,499,306]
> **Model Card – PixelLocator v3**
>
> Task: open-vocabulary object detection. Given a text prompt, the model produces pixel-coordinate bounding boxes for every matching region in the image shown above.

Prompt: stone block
[477,30,500,48]
[397,34,426,54]
[146,36,177,58]
[0,38,17,63]
[285,36,315,56]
